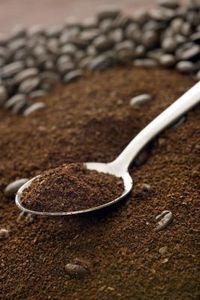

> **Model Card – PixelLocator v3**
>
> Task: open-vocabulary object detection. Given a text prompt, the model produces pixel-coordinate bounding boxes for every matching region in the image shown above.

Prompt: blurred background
[0,0,156,33]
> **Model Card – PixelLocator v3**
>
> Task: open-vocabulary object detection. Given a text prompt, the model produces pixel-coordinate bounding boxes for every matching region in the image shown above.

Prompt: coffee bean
[12,99,27,114]
[0,85,8,106]
[63,69,82,83]
[109,28,123,43]
[191,32,200,44]
[155,210,173,231]
[159,54,176,67]
[60,44,77,56]
[149,8,175,22]
[147,49,164,60]
[57,55,72,66]
[19,77,40,94]
[97,8,120,22]
[57,61,76,75]
[80,29,99,43]
[87,45,97,56]
[181,22,192,37]
[45,24,63,38]
[14,68,39,85]
[125,23,140,40]
[176,61,196,73]
[79,56,91,69]
[8,38,26,53]
[1,61,25,78]
[65,263,88,279]
[161,37,177,52]
[88,54,112,70]
[25,57,36,68]
[23,102,47,116]
[93,35,114,52]
[29,90,47,99]
[158,246,168,255]
[171,18,184,34]
[40,71,59,84]
[82,17,98,29]
[99,19,114,33]
[4,94,26,110]
[133,59,158,67]
[176,44,200,60]
[196,70,200,81]
[134,45,146,58]
[14,48,28,60]
[115,40,135,52]
[133,9,149,25]
[130,94,152,107]
[47,38,59,55]
[158,0,179,9]
[4,178,29,197]
[0,228,9,240]
[142,31,158,49]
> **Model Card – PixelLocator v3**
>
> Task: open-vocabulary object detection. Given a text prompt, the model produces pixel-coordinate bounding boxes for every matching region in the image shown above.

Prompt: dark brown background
[0,0,156,34]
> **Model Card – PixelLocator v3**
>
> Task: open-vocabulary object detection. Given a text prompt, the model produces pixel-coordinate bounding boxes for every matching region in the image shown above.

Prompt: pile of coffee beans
[0,0,199,115]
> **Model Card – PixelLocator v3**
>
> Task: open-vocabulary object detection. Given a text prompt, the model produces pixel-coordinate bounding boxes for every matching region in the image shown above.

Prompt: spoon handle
[112,81,200,171]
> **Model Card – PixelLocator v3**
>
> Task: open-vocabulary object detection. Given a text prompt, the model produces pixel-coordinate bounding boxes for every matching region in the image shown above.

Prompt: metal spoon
[16,82,200,216]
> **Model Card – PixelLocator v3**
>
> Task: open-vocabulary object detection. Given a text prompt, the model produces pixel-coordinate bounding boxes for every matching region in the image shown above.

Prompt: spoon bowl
[15,82,200,216]
[15,161,133,216]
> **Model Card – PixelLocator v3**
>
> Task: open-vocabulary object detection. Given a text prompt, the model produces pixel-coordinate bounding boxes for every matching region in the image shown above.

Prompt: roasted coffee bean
[93,35,114,52]
[97,8,120,22]
[161,37,177,52]
[159,54,176,67]
[130,94,152,107]
[170,18,184,34]
[79,56,91,69]
[134,45,146,58]
[23,102,47,116]
[4,178,29,197]
[63,69,82,83]
[47,38,59,55]
[14,48,28,60]
[149,8,175,22]
[0,228,9,240]
[60,44,77,56]
[8,38,26,53]
[155,210,173,231]
[88,54,112,70]
[4,94,26,110]
[99,19,114,33]
[133,9,149,25]
[82,17,98,29]
[65,263,88,279]
[87,45,97,56]
[45,24,63,38]
[133,59,158,67]
[176,44,200,60]
[14,68,39,85]
[147,49,164,60]
[176,61,196,73]
[125,23,140,40]
[142,31,158,49]
[191,32,200,44]
[29,90,47,99]
[19,77,40,94]
[12,99,27,114]
[80,29,99,43]
[56,55,72,66]
[196,70,200,81]
[0,85,8,106]
[1,61,24,78]
[181,22,192,37]
[109,28,123,43]
[57,61,75,75]
[158,0,179,9]
[25,57,36,68]
[115,40,135,52]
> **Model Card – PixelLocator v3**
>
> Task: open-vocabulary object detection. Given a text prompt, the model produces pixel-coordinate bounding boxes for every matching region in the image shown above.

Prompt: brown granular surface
[0,67,200,300]
[21,163,123,212]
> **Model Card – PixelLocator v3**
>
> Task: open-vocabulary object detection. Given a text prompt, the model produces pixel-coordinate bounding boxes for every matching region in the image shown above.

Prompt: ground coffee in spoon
[21,163,123,212]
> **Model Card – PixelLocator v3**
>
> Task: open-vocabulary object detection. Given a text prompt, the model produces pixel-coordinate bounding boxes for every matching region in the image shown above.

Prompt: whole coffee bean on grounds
[21,163,123,212]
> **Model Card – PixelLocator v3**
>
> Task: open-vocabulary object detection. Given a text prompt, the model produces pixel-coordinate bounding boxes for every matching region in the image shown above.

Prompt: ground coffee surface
[0,67,199,300]
[21,163,123,212]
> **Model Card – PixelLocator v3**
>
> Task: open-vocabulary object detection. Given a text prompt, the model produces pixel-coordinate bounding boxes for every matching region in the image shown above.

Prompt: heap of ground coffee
[21,163,123,212]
